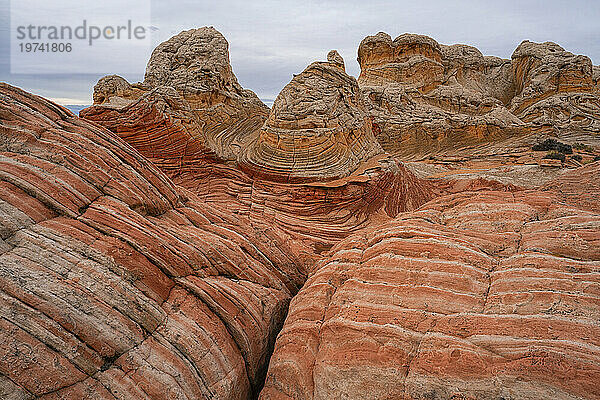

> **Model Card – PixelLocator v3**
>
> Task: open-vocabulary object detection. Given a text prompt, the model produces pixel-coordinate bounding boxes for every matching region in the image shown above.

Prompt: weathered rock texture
[359,32,600,159]
[86,27,269,161]
[0,83,307,399]
[82,86,218,177]
[261,164,600,400]
[239,55,383,183]
[5,27,600,400]
[84,47,435,256]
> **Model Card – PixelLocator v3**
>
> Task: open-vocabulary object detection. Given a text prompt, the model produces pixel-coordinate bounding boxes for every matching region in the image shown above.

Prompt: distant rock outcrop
[511,40,600,134]
[358,32,600,160]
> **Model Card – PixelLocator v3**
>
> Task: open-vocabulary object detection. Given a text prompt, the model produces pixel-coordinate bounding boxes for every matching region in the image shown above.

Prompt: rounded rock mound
[144,27,265,110]
[238,53,383,183]
[85,27,269,161]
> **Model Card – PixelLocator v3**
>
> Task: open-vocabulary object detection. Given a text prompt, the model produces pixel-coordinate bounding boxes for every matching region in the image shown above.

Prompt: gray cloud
[1,0,599,105]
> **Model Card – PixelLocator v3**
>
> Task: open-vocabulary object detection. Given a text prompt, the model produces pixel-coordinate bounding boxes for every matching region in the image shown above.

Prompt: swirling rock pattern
[261,165,600,400]
[81,86,219,176]
[84,48,434,256]
[4,27,600,400]
[359,32,600,160]
[511,41,600,135]
[239,55,383,183]
[0,83,308,399]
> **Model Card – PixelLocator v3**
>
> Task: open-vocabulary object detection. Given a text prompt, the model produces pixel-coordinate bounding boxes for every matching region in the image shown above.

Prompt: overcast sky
[1,0,599,105]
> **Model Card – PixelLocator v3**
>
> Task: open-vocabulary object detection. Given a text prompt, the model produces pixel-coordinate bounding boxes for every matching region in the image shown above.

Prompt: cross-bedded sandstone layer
[82,37,435,257]
[238,57,382,183]
[261,164,600,400]
[0,36,435,399]
[0,82,308,399]
[3,26,600,400]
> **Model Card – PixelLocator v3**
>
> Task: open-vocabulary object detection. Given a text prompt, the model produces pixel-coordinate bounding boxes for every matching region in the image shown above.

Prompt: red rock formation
[261,173,600,400]
[87,27,269,162]
[543,160,600,213]
[81,86,219,176]
[0,82,308,399]
[83,47,435,256]
[6,27,600,400]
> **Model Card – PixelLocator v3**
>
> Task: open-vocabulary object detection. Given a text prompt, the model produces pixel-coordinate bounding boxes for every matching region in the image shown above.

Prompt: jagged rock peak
[327,50,345,71]
[91,26,268,111]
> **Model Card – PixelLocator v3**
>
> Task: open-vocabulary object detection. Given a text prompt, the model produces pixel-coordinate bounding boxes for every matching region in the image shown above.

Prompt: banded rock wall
[261,163,600,400]
[0,83,307,399]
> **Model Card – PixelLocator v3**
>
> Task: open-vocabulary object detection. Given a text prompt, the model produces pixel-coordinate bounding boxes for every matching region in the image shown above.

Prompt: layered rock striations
[238,55,383,183]
[81,86,219,177]
[234,52,433,250]
[0,83,307,399]
[358,32,600,159]
[511,40,600,135]
[4,27,600,400]
[84,44,435,255]
[84,27,269,162]
[261,166,600,400]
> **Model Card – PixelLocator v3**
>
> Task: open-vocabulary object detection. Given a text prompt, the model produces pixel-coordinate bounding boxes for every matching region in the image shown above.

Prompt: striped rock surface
[260,165,600,400]
[83,51,435,259]
[0,83,309,399]
[0,82,436,400]
[81,86,219,176]
[83,89,434,261]
[239,55,383,183]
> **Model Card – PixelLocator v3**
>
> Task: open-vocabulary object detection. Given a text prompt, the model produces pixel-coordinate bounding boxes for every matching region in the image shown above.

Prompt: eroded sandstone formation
[83,42,434,256]
[82,86,219,176]
[238,53,383,183]
[86,27,269,161]
[358,32,600,160]
[0,83,307,399]
[2,26,600,400]
[261,169,600,400]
